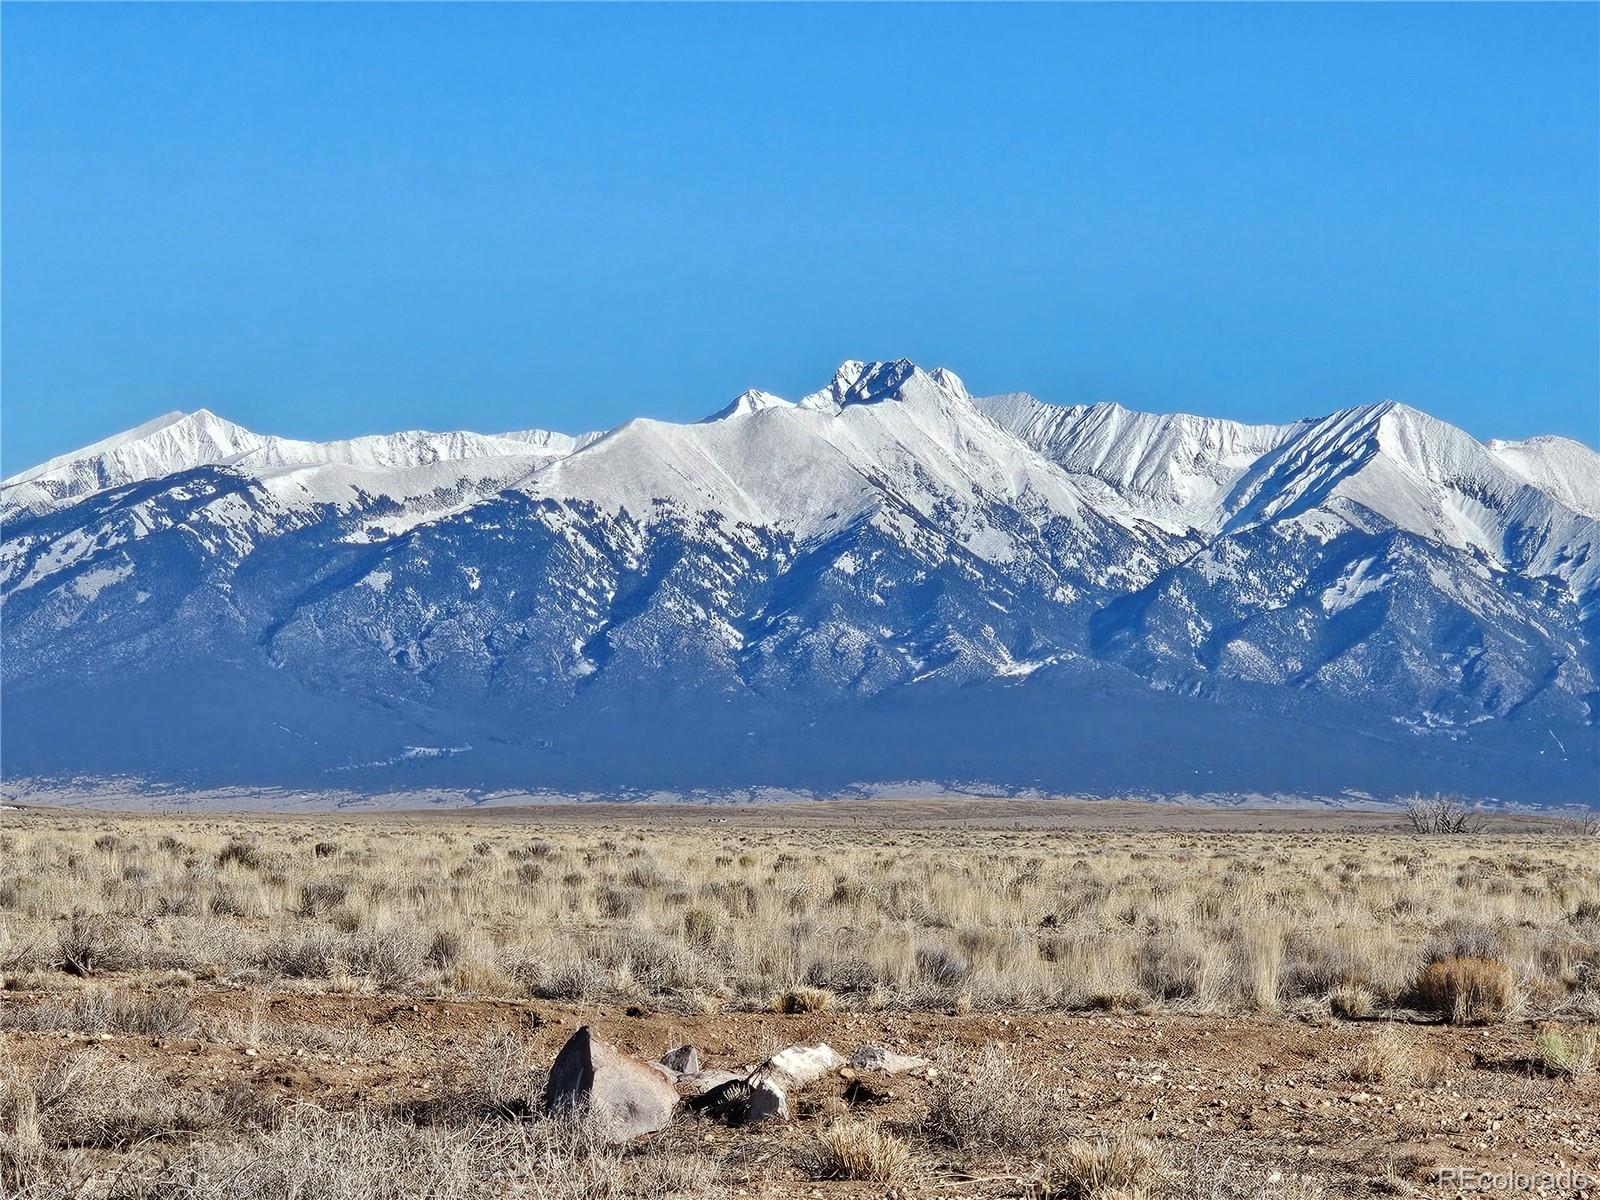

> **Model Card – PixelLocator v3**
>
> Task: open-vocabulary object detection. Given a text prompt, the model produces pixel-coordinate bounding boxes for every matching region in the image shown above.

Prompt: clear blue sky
[3,3,1596,474]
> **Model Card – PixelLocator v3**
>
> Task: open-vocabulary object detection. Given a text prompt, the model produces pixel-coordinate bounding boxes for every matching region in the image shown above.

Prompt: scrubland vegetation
[3,812,1597,1018]
[1,805,1596,1197]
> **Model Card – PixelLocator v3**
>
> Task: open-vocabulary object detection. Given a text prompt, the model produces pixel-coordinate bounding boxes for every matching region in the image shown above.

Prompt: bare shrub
[1348,1024,1445,1086]
[258,927,344,980]
[1554,812,1600,837]
[216,841,262,870]
[925,1043,1070,1155]
[776,986,833,1014]
[801,1118,913,1182]
[1326,984,1375,1020]
[296,880,350,916]
[55,912,132,976]
[345,927,427,992]
[915,944,972,989]
[1,988,194,1038]
[106,1107,714,1200]
[1404,795,1485,835]
[2,1049,206,1150]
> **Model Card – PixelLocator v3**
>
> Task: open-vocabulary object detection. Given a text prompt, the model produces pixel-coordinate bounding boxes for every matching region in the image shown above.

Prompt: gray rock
[746,1076,789,1122]
[659,1044,700,1075]
[750,1042,843,1090]
[542,1026,679,1143]
[849,1045,930,1074]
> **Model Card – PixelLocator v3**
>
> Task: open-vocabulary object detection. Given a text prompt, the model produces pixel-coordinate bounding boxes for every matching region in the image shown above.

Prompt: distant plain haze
[3,2,1596,476]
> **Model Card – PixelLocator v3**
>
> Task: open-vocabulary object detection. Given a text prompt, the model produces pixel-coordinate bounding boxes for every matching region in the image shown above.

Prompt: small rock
[752,1043,844,1090]
[849,1045,929,1075]
[660,1044,701,1075]
[746,1076,789,1122]
[543,1026,679,1144]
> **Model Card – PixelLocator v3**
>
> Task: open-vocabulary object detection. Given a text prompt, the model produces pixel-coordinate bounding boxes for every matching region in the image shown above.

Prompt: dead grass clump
[2,1049,206,1150]
[1,988,195,1038]
[258,927,344,980]
[1030,1128,1170,1199]
[216,840,263,870]
[1411,956,1517,1024]
[776,986,833,1014]
[1347,1024,1445,1086]
[925,1043,1069,1155]
[802,1117,913,1182]
[107,1107,715,1200]
[296,880,349,916]
[1326,984,1375,1020]
[1532,1023,1597,1078]
[344,927,428,992]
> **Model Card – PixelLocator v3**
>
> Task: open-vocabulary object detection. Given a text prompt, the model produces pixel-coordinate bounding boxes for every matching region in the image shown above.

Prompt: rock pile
[544,1026,931,1141]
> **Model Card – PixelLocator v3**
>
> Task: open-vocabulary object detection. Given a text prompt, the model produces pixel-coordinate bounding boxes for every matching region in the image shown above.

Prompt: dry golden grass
[803,1117,913,1182]
[1411,956,1519,1024]
[1,809,1597,1021]
[1347,1024,1447,1087]
[1031,1128,1170,1199]
[2,804,1596,1198]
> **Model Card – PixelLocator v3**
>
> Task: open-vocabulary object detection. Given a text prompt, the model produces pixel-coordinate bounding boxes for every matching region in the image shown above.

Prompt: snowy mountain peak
[796,359,975,416]
[929,367,970,400]
[1,407,271,516]
[701,389,795,423]
[976,392,1300,532]
[1485,434,1600,520]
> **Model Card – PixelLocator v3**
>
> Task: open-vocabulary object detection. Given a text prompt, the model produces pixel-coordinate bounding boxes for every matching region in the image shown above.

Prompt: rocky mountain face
[3,361,1595,802]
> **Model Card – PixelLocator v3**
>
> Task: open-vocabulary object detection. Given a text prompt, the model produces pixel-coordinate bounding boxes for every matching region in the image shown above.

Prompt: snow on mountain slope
[521,360,1173,594]
[976,393,1303,533]
[1,409,271,516]
[1487,435,1600,520]
[700,389,795,422]
[2,360,1596,800]
[1,412,595,522]
[1222,402,1600,598]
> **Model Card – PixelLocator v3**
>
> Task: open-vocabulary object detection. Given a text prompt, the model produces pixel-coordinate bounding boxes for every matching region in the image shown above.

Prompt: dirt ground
[3,980,1595,1197]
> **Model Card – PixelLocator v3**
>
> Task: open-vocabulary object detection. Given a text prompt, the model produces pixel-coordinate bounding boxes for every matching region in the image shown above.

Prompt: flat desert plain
[1,799,1596,1198]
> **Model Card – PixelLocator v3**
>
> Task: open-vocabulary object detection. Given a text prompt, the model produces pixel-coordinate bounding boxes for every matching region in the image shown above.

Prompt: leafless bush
[1555,811,1600,837]
[1,1049,208,1151]
[55,912,133,976]
[925,1043,1071,1155]
[87,1107,716,1200]
[0,988,195,1038]
[216,841,263,870]
[296,880,350,917]
[1404,794,1485,835]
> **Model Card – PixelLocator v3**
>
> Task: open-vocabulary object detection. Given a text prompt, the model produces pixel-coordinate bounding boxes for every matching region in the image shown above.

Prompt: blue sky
[3,3,1596,474]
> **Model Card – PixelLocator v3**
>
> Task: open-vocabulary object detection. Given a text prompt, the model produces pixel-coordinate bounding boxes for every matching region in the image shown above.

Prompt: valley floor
[1,801,1596,1198]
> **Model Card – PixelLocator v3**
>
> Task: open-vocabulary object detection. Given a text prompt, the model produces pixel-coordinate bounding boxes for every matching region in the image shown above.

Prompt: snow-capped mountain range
[3,360,1596,802]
